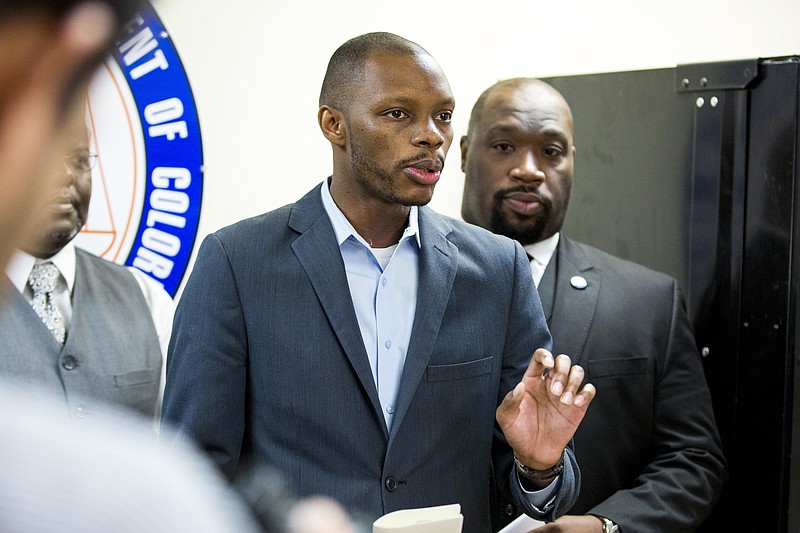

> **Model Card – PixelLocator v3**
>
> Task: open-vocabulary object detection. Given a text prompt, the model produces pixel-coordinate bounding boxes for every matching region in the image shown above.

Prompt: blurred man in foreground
[0,0,132,267]
[0,4,261,532]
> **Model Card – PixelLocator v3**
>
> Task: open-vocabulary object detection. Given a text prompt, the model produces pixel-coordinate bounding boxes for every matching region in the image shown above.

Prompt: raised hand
[496,348,596,471]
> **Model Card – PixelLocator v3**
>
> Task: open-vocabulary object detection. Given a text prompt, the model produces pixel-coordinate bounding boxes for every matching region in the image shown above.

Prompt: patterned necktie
[28,261,66,345]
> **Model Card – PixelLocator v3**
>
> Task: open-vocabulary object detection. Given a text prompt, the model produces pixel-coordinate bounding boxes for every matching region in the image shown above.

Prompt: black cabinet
[544,56,800,532]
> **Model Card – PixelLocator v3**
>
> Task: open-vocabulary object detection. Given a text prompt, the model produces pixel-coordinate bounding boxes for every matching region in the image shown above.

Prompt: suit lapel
[288,185,388,436]
[389,208,458,440]
[547,236,600,367]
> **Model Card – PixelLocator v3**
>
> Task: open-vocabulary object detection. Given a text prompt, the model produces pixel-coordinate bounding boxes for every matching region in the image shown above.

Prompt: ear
[318,105,346,147]
[460,135,469,172]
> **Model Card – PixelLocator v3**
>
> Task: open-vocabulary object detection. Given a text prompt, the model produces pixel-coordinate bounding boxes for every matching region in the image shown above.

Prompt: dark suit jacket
[162,184,580,532]
[525,236,724,531]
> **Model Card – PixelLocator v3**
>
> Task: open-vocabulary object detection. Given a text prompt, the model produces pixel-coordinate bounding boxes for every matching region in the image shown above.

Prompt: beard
[348,130,438,207]
[38,209,85,251]
[488,187,552,246]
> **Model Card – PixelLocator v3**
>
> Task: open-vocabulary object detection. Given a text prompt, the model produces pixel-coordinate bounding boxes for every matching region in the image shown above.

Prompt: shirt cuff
[516,471,560,512]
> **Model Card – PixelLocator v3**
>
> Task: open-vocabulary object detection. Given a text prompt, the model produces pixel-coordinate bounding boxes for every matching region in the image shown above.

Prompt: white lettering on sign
[119,27,170,80]
[144,98,188,140]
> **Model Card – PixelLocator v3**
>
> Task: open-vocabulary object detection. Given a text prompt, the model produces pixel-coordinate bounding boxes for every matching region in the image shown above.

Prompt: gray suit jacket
[540,236,725,531]
[162,184,580,532]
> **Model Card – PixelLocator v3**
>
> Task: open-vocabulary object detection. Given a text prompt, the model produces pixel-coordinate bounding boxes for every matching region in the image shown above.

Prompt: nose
[509,151,545,184]
[52,162,85,196]
[56,160,80,186]
[411,118,447,149]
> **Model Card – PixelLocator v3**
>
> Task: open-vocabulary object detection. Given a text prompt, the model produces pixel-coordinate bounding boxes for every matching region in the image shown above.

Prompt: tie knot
[29,261,60,295]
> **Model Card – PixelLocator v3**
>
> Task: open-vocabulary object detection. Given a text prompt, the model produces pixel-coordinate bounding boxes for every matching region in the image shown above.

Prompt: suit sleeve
[160,233,248,477]
[588,282,726,530]
[493,241,581,521]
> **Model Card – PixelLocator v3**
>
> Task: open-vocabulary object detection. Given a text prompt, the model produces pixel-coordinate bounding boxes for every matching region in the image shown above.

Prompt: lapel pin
[570,275,588,290]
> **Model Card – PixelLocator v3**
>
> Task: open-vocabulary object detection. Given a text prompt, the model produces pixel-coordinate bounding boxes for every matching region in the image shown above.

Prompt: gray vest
[0,249,162,418]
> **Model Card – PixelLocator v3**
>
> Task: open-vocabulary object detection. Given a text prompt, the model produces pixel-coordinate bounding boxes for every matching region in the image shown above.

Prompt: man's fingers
[63,1,117,51]
[545,353,572,396]
[518,350,594,407]
[40,2,117,113]
[574,382,597,408]
[558,363,586,405]
[525,348,554,378]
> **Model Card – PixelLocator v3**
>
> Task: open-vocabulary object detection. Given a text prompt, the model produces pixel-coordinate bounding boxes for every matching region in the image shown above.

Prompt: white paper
[497,513,545,532]
[373,503,463,533]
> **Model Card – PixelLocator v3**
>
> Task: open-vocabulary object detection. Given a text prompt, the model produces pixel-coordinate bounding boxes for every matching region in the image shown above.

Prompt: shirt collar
[5,242,77,294]
[320,179,421,248]
[524,232,560,268]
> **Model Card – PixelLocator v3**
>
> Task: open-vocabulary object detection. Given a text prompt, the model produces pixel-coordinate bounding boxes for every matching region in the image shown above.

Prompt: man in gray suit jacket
[461,78,726,532]
[162,33,596,532]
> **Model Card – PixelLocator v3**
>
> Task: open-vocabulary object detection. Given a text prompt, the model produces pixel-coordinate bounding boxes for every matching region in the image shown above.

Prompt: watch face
[595,516,618,533]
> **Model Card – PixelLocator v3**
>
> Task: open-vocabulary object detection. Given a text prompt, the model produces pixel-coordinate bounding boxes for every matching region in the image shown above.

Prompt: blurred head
[0,0,136,270]
[19,99,93,259]
[318,32,455,209]
[460,78,575,245]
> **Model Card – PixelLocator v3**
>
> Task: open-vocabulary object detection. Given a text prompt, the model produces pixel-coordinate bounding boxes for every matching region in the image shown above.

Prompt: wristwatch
[593,515,620,533]
[514,450,565,481]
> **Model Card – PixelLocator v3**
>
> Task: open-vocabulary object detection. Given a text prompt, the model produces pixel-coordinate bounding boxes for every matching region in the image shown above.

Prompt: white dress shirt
[524,233,560,286]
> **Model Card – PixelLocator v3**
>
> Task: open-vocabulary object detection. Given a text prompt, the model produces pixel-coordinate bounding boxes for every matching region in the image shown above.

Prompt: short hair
[319,32,429,110]
[467,78,573,135]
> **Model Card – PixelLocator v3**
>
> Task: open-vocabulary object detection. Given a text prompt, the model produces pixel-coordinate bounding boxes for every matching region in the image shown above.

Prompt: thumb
[496,381,525,421]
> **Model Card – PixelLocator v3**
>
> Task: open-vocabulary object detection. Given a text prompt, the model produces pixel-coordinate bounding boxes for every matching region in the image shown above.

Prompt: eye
[437,111,453,122]
[65,150,98,172]
[386,109,408,119]
[492,142,514,153]
[543,146,564,158]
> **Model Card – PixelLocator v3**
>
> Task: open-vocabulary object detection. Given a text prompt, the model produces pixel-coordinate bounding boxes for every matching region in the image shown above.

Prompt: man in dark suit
[162,33,596,532]
[461,77,726,532]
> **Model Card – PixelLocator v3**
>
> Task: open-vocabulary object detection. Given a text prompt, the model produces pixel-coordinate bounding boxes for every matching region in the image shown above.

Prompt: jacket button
[62,356,78,371]
[384,476,397,491]
[504,503,515,516]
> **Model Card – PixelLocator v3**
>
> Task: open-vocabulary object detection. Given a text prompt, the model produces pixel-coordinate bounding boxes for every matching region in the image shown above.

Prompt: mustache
[44,194,80,212]
[397,151,445,170]
[493,185,544,202]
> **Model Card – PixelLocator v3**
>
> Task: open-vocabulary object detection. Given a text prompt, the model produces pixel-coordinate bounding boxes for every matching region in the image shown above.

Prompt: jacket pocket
[113,369,157,388]
[426,356,493,382]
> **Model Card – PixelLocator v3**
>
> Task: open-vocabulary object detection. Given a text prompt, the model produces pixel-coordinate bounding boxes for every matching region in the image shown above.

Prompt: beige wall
[153,0,800,291]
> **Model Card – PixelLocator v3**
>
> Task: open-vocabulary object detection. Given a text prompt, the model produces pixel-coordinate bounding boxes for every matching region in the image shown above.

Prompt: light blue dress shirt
[321,180,420,430]
[321,181,558,507]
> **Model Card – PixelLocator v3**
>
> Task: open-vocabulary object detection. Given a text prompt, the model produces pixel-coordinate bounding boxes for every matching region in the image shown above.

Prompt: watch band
[592,515,620,533]
[514,450,565,481]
